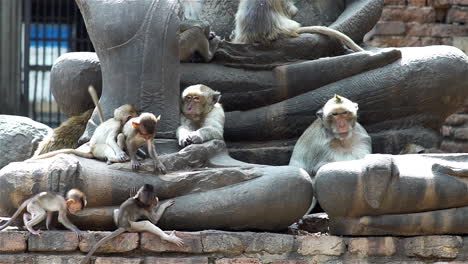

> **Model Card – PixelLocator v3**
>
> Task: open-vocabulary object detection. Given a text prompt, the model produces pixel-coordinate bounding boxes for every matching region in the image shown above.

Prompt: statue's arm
[329,0,384,43]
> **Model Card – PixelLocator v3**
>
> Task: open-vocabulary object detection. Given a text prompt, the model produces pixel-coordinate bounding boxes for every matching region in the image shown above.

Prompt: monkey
[289,94,371,211]
[0,189,86,237]
[177,84,225,148]
[80,184,183,264]
[180,20,220,63]
[33,109,93,156]
[117,112,167,174]
[399,143,444,154]
[30,87,139,163]
[233,0,364,52]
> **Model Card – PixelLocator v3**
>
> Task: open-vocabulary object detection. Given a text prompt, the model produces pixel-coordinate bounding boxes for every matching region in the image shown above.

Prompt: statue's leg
[331,206,468,236]
[224,46,468,141]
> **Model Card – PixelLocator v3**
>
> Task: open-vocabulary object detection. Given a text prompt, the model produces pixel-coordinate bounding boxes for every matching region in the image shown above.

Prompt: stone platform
[1,230,467,263]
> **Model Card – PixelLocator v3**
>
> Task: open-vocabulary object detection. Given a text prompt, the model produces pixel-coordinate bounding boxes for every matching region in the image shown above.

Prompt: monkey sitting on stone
[176,84,225,147]
[0,189,86,237]
[233,0,364,52]
[180,20,220,63]
[117,113,167,174]
[80,184,183,264]
[399,143,444,154]
[30,87,139,163]
[33,109,93,156]
[289,94,371,211]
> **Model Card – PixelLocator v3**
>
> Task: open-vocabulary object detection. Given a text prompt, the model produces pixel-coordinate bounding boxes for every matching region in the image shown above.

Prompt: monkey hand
[131,159,142,171]
[161,199,176,209]
[165,230,184,247]
[74,230,84,239]
[154,162,167,175]
[117,151,130,162]
[188,132,203,144]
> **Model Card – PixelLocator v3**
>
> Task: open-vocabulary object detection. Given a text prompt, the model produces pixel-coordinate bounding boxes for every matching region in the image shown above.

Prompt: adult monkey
[289,95,371,210]
[180,20,220,63]
[233,0,364,52]
[177,84,224,147]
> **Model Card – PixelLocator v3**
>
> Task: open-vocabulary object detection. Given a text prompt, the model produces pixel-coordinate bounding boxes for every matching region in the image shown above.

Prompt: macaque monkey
[289,95,371,211]
[233,0,364,52]
[177,84,225,147]
[117,113,167,174]
[0,189,86,236]
[180,20,220,63]
[80,184,183,264]
[400,143,444,154]
[30,87,139,163]
[34,109,93,156]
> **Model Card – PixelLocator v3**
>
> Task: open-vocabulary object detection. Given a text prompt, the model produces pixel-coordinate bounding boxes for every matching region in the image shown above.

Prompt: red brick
[421,37,452,45]
[141,231,202,253]
[382,6,437,23]
[0,231,27,253]
[374,21,406,35]
[384,0,407,5]
[447,6,468,23]
[79,231,138,253]
[145,257,208,264]
[215,259,262,264]
[28,231,78,252]
[367,36,422,47]
[428,0,451,8]
[408,0,427,6]
[406,23,432,36]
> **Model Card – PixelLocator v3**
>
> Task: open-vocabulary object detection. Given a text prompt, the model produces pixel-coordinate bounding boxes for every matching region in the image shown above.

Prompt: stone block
[297,236,345,256]
[452,0,468,4]
[34,255,84,264]
[348,237,397,256]
[385,0,407,5]
[245,233,294,254]
[79,231,138,253]
[444,113,468,126]
[215,258,262,264]
[381,6,436,23]
[269,261,309,264]
[141,231,202,253]
[428,0,451,8]
[453,37,468,54]
[374,21,406,35]
[440,140,468,152]
[453,127,468,140]
[447,6,468,23]
[0,255,34,264]
[95,257,142,264]
[404,235,462,259]
[0,231,27,252]
[408,0,427,6]
[28,231,78,252]
[145,257,209,264]
[367,36,422,47]
[201,231,247,254]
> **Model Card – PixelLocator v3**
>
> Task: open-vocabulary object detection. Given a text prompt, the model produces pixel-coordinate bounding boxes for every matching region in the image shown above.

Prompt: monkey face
[327,110,356,140]
[67,200,84,215]
[183,94,206,120]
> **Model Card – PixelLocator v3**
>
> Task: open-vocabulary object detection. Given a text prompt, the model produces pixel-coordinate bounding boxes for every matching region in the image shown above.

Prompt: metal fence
[22,0,94,127]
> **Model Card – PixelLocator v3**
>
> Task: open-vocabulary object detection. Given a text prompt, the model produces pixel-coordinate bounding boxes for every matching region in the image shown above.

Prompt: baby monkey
[80,184,183,264]
[118,113,166,174]
[0,189,86,236]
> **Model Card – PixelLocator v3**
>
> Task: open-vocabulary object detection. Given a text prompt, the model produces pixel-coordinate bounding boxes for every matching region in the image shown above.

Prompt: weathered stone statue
[1,0,468,235]
[316,154,468,235]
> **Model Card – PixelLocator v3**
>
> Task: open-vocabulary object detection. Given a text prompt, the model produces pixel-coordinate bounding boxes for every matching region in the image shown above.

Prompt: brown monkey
[80,184,183,264]
[30,103,139,163]
[177,84,225,147]
[180,20,220,63]
[34,109,93,156]
[233,0,364,52]
[0,189,86,236]
[117,113,166,174]
[289,95,371,211]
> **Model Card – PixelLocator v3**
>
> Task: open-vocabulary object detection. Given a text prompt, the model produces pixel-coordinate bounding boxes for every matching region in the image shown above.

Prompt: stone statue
[316,153,468,235]
[1,0,468,234]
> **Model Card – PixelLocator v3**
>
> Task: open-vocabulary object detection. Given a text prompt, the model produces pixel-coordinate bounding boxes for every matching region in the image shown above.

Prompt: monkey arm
[176,118,193,146]
[149,200,174,224]
[196,106,225,142]
[105,131,126,157]
[57,210,82,236]
[330,0,383,43]
[147,140,166,174]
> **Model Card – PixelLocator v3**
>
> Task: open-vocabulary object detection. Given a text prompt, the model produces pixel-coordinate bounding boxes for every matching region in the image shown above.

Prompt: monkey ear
[132,122,140,128]
[316,108,324,119]
[156,115,161,122]
[212,92,221,104]
[354,103,359,111]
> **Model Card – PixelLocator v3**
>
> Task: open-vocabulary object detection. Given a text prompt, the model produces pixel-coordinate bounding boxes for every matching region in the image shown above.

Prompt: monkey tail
[80,227,126,264]
[297,26,364,52]
[29,149,94,160]
[0,198,30,231]
[88,86,105,123]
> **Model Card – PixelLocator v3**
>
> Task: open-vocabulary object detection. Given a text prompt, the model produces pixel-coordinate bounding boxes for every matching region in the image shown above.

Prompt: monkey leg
[129,220,183,246]
[93,144,128,164]
[24,203,46,235]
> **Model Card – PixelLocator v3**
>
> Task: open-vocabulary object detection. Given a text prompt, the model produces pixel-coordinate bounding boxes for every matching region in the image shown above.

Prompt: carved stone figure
[1,0,468,234]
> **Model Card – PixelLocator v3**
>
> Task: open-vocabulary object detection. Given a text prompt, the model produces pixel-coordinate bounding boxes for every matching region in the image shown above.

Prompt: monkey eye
[185,95,192,100]
[193,96,200,102]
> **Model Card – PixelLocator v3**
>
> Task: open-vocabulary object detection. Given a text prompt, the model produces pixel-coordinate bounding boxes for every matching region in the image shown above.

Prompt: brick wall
[366,0,468,53]
[3,230,468,263]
